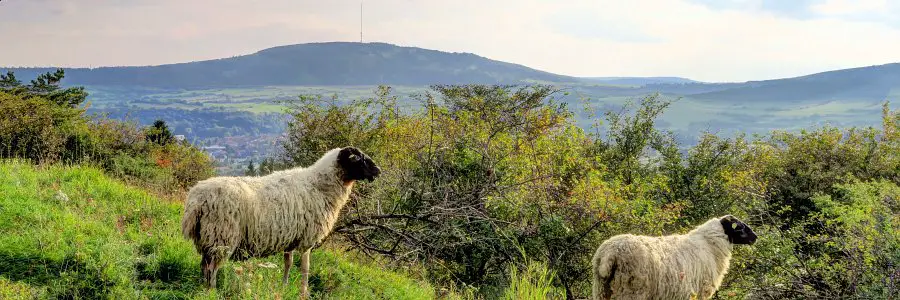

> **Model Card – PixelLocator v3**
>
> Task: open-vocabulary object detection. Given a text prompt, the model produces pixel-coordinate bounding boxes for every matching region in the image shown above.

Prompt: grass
[0,160,437,299]
[501,260,564,300]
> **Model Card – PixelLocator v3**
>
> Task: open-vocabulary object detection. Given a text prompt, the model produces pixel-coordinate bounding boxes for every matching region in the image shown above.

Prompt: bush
[0,71,215,191]
[0,91,83,163]
[274,85,900,299]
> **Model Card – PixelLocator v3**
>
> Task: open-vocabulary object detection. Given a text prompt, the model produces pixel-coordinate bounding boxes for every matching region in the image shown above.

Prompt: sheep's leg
[201,254,213,289]
[209,261,219,289]
[209,256,224,289]
[301,249,311,299]
[201,248,229,290]
[202,253,225,289]
[282,250,293,285]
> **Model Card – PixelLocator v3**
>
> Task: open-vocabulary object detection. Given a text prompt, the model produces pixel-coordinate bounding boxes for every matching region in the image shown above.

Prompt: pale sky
[2,0,899,82]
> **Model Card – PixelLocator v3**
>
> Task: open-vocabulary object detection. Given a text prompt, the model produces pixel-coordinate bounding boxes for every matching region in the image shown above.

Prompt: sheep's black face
[338,147,381,183]
[720,215,758,245]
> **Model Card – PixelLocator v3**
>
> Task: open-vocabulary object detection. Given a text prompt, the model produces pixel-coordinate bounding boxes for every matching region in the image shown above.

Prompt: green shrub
[274,85,900,299]
[0,71,215,191]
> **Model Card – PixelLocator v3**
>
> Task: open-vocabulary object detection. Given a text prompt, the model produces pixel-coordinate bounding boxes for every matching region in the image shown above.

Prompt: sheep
[180,146,381,297]
[591,215,757,300]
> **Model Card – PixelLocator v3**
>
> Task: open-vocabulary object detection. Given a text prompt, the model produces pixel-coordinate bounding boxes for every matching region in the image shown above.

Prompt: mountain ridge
[3,42,900,104]
[2,42,579,88]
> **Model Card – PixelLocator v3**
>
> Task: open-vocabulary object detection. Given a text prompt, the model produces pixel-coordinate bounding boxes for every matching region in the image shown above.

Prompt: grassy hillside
[0,161,438,299]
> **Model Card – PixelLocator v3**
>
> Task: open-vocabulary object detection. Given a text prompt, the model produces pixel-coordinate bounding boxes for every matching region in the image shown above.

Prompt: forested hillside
[3,42,576,88]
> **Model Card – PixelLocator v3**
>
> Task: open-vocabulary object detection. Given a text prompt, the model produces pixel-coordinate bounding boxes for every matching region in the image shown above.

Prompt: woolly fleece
[591,217,737,300]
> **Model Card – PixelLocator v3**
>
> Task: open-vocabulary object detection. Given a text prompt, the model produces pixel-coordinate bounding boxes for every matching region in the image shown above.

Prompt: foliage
[0,91,84,164]
[146,119,175,146]
[0,71,215,190]
[0,161,439,299]
[245,159,258,176]
[275,84,900,299]
[502,259,565,300]
[279,85,399,167]
[717,103,900,299]
[275,85,678,298]
[5,69,897,298]
[1,68,88,108]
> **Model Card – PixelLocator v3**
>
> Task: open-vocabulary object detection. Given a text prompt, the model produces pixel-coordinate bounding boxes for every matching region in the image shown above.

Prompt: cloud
[2,0,900,82]
[544,9,664,43]
[685,0,819,18]
[812,0,888,15]
[687,0,900,25]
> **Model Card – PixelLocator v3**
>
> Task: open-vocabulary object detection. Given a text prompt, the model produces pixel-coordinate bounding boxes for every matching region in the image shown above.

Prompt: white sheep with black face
[591,215,758,300]
[180,146,381,297]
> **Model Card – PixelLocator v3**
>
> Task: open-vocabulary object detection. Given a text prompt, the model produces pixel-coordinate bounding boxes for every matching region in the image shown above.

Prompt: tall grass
[502,260,564,300]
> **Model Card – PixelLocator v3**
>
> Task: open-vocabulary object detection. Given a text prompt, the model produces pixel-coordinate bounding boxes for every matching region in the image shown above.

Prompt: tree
[0,69,87,108]
[146,119,175,145]
[0,71,22,89]
[245,160,258,176]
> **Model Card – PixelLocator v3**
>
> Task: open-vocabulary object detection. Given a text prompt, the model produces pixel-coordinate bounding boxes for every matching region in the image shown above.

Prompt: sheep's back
[232,173,348,259]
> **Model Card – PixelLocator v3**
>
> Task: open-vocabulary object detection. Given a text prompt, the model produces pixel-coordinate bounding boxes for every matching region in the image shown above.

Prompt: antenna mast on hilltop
[359,0,362,43]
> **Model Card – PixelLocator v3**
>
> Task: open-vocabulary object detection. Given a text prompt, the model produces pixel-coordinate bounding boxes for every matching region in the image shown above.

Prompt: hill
[579,76,700,86]
[2,42,577,88]
[683,63,900,102]
[5,42,900,104]
[0,161,438,299]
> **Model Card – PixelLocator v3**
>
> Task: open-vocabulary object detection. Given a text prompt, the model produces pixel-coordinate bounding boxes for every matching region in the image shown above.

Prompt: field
[84,84,888,140]
[83,85,433,112]
[567,93,886,144]
[0,161,438,299]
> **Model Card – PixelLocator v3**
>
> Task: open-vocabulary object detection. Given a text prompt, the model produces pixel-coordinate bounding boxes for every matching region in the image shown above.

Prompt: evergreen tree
[0,69,87,108]
[245,160,258,176]
[147,119,175,145]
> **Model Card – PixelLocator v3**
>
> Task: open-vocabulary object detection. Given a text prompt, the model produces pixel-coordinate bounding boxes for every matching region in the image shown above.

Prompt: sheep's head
[720,215,757,245]
[337,146,381,183]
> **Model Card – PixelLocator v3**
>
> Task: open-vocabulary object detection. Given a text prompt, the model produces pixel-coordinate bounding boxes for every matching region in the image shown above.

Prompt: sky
[1,0,900,82]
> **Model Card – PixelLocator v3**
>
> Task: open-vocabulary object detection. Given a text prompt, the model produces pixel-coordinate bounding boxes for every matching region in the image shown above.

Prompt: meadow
[0,161,439,299]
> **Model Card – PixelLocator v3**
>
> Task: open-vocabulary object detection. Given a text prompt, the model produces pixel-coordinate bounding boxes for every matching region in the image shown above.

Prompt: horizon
[3,41,896,84]
[3,0,900,82]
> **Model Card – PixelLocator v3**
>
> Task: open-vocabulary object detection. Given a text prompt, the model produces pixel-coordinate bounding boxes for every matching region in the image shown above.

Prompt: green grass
[0,160,437,299]
[501,260,564,300]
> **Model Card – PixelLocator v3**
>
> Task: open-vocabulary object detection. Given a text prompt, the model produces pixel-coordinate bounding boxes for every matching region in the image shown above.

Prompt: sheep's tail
[180,194,203,242]
[592,248,617,300]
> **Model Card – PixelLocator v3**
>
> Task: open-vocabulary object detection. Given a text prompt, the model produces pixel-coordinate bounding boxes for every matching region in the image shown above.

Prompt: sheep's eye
[349,154,360,162]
